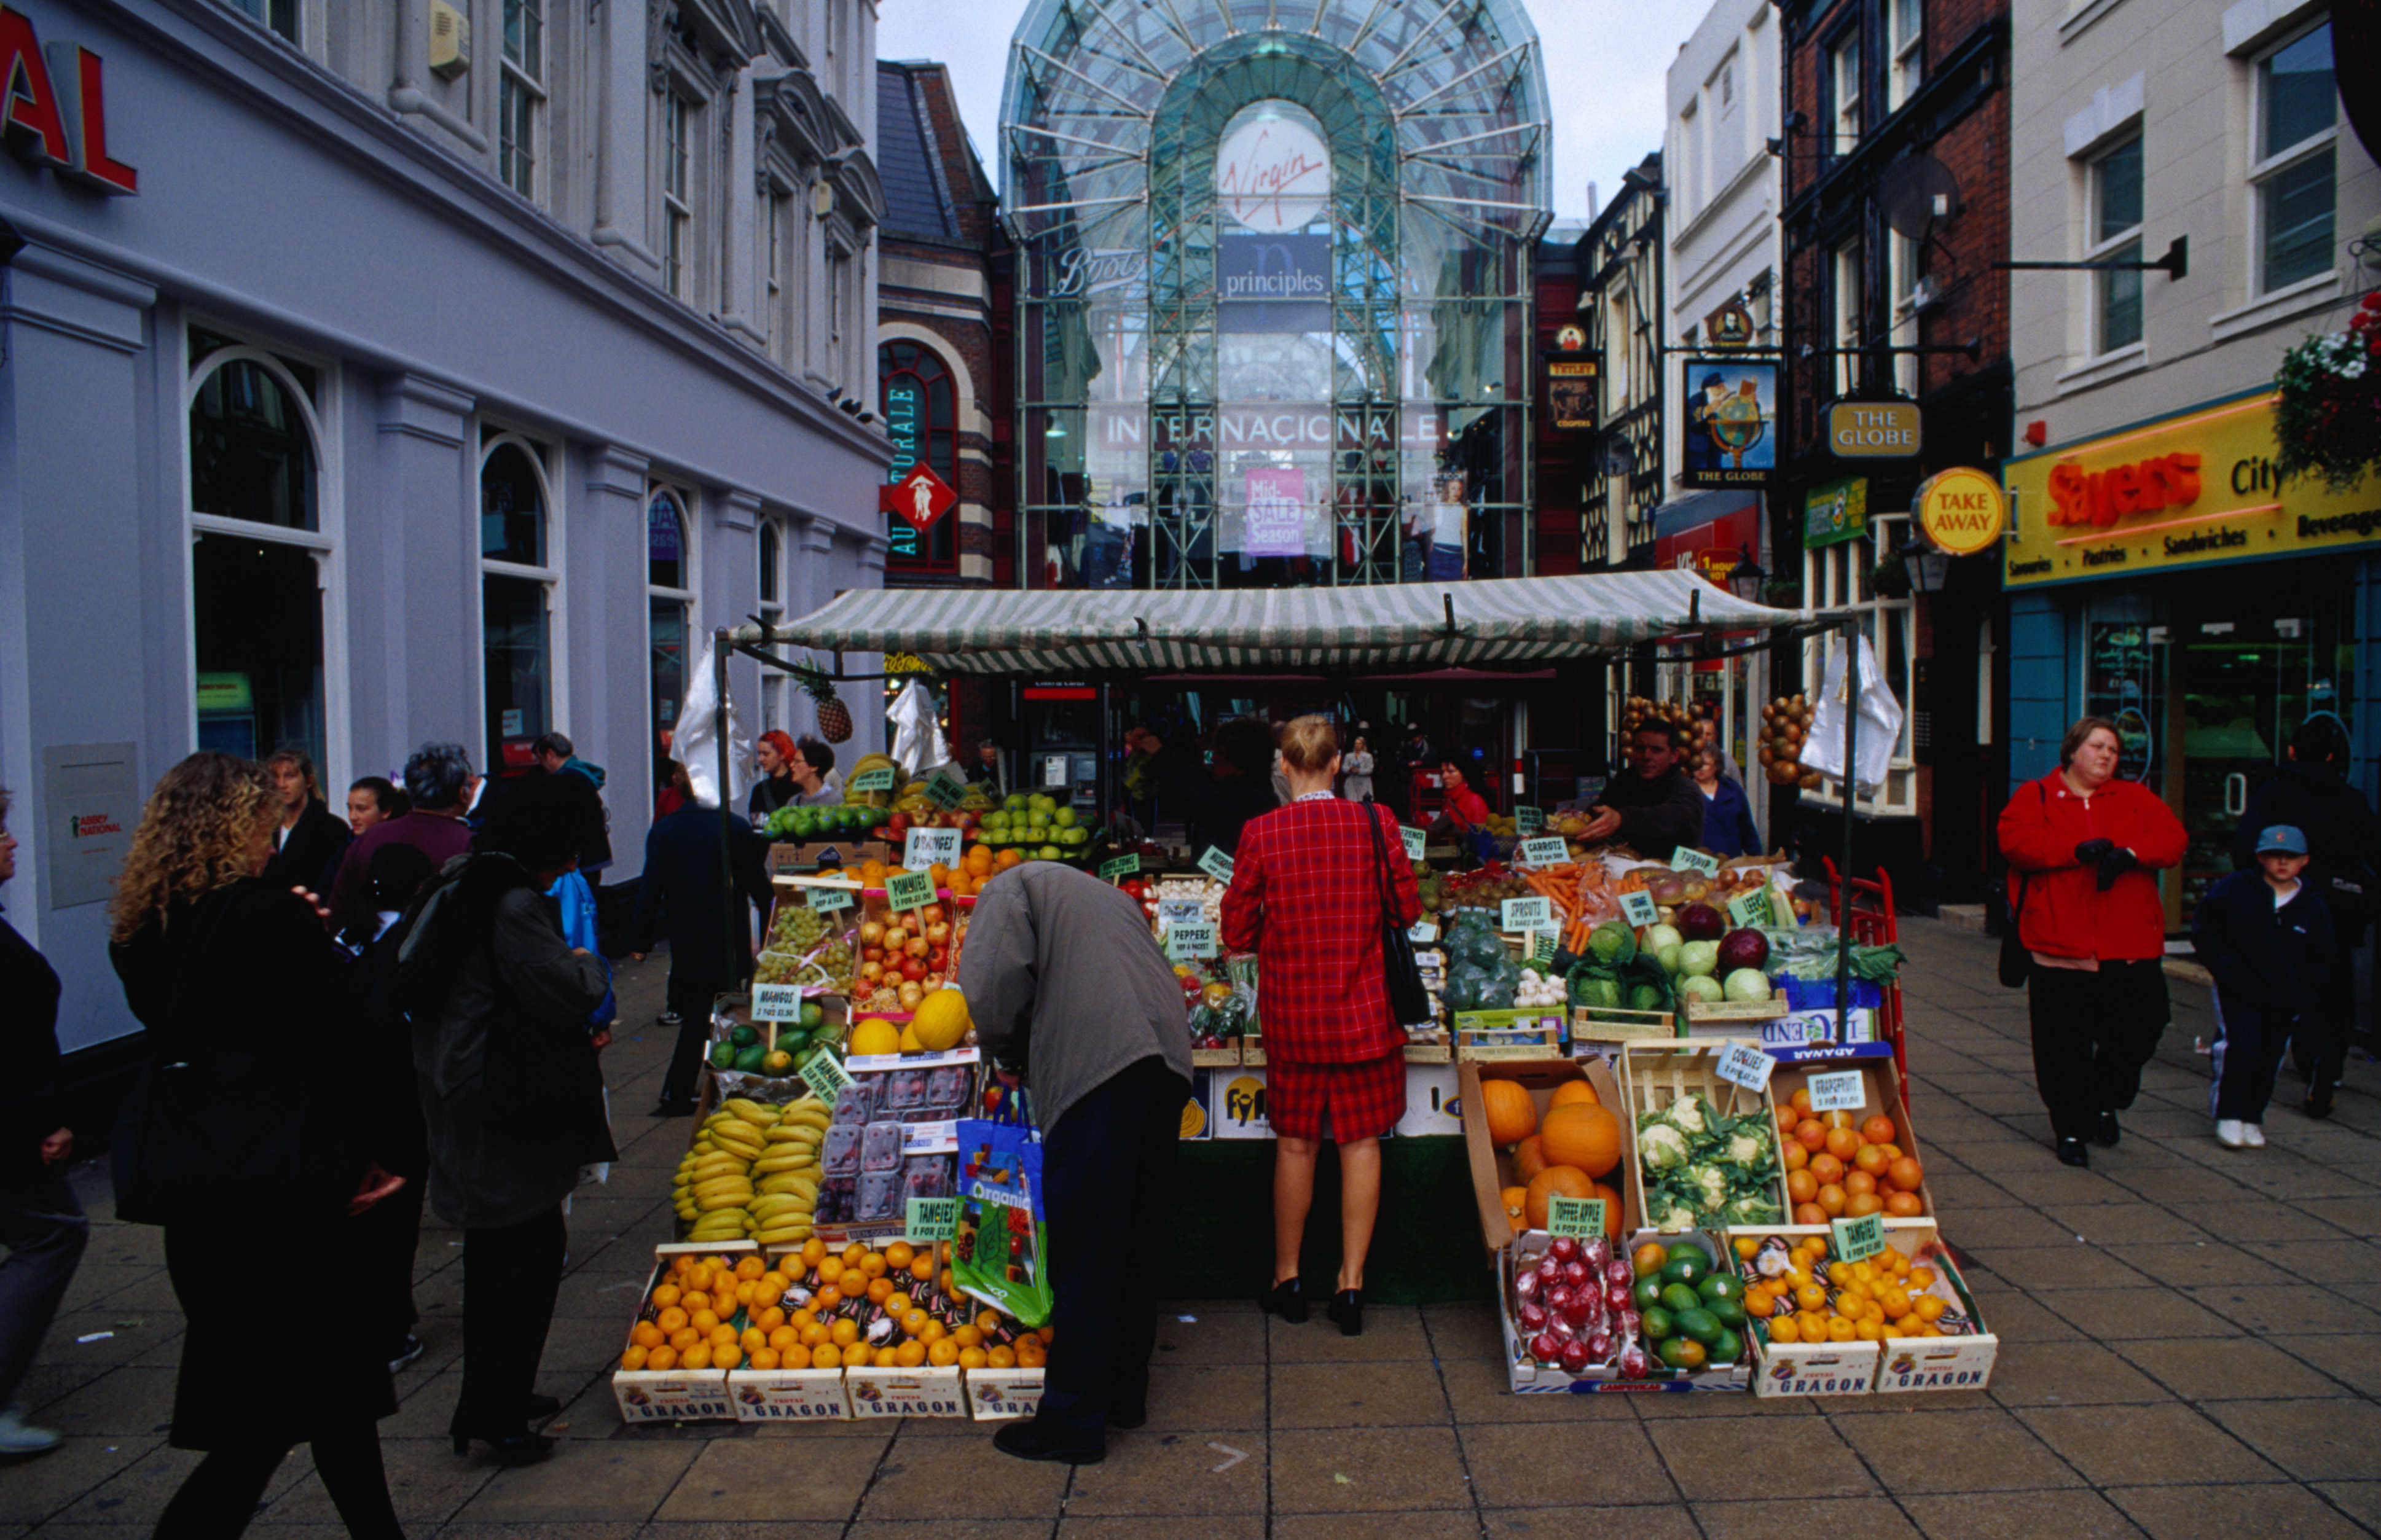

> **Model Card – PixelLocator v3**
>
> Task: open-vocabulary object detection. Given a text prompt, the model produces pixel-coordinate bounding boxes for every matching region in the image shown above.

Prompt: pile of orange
[1776,1090,1926,1224]
[1735,1233,1953,1343]
[943,844,1018,896]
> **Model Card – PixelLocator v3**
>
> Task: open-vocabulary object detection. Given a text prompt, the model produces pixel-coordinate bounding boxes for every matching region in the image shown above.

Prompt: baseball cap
[2255,825,2309,856]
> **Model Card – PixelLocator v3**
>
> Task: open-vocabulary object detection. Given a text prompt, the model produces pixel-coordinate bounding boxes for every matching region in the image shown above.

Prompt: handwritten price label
[905,1197,960,1244]
[885,870,936,912]
[1727,889,1775,928]
[1402,826,1427,861]
[1407,920,1439,945]
[1713,1042,1776,1093]
[799,1051,855,1103]
[849,767,896,793]
[1166,922,1218,961]
[1516,836,1570,869]
[904,828,963,870]
[1671,847,1722,875]
[1547,1195,1607,1240]
[807,885,855,913]
[1500,896,1552,932]
[1532,931,1559,966]
[1806,1069,1867,1112]
[922,768,968,809]
[1100,854,1140,880]
[1198,847,1236,883]
[1618,890,1660,927]
[1515,805,1545,835]
[1831,1212,1887,1263]
[751,984,802,1023]
[1156,898,1205,931]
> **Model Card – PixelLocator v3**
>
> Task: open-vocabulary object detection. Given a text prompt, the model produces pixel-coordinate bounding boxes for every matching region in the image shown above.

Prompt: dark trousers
[2294,922,2364,1096]
[154,1425,399,1540]
[2028,960,2170,1141]
[350,1176,425,1357]
[659,972,729,1106]
[0,1159,87,1407]
[1034,1057,1188,1448]
[453,1206,566,1437]
[2212,993,2296,1122]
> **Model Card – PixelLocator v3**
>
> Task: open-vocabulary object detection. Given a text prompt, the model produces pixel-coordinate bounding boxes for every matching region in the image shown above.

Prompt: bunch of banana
[671,1096,832,1245]
[750,1098,830,1245]
[842,752,901,810]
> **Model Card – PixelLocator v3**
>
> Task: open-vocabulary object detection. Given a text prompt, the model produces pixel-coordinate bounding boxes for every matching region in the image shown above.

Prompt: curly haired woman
[109,752,405,1538]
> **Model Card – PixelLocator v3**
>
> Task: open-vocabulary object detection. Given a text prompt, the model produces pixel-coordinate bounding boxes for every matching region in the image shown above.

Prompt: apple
[858,960,884,982]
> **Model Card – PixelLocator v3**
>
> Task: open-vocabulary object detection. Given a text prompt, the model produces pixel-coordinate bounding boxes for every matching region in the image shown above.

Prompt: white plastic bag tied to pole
[890,678,952,781]
[1803,635,1902,794]
[677,633,750,811]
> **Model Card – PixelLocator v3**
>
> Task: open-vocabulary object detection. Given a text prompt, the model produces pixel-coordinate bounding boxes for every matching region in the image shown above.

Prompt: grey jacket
[958,862,1192,1135]
[410,875,612,1228]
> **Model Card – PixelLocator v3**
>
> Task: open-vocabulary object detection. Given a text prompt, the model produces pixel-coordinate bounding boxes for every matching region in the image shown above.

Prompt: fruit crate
[847,1366,967,1418]
[963,1367,1047,1421]
[1190,1040,1242,1069]
[611,1243,755,1423]
[1457,1057,1629,1253]
[1767,1052,1934,1221]
[1679,988,1790,1025]
[1726,1220,1996,1396]
[728,1367,853,1422]
[1453,1008,1568,1061]
[1496,1228,1751,1394]
[767,840,892,875]
[1614,1042,1790,1237]
[1569,1006,1680,1044]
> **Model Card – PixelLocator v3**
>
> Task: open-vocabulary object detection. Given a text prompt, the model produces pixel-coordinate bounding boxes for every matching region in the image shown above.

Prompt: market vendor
[1123,718,1278,856]
[1580,722,1706,854]
[959,861,1193,1466]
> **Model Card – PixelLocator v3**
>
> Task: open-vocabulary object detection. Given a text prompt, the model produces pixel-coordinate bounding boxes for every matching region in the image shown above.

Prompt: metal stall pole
[1836,615,1859,1046]
[716,630,743,986]
[1096,681,1115,842]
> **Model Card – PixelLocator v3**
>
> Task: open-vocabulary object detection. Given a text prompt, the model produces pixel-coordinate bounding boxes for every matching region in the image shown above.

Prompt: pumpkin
[1480,1079,1539,1146]
[1547,1080,1600,1111]
[1524,1165,1595,1228]
[1500,1185,1529,1223]
[1590,1180,1626,1240]
[1540,1103,1623,1179]
[1512,1135,1550,1182]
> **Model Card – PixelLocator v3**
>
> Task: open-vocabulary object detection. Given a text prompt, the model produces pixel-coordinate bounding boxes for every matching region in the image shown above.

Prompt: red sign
[2,8,138,194]
[881,464,956,532]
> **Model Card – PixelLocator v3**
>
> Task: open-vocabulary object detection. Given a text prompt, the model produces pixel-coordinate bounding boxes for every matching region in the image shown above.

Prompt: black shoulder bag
[1363,798,1434,1026]
[1998,783,2047,989]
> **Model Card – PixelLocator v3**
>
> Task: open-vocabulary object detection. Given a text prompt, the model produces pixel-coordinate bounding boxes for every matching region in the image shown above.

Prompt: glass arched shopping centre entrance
[1003,0,1551,590]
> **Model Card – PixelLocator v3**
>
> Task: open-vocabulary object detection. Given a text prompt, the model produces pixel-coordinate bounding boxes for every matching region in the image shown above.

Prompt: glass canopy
[1002,0,1553,590]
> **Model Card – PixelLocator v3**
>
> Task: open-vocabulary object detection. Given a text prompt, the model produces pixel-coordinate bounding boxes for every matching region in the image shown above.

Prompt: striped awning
[753,571,1798,677]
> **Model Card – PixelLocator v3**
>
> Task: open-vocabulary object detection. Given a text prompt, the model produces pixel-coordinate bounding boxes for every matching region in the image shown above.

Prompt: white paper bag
[890,678,954,780]
[1803,636,1903,794]
[675,634,750,811]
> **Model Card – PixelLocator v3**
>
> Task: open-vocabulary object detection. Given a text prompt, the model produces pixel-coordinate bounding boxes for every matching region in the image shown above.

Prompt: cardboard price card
[1806,1069,1867,1112]
[751,983,802,1023]
[1531,930,1559,966]
[885,870,936,913]
[1671,846,1723,875]
[905,1196,960,1245]
[807,885,855,913]
[904,827,963,870]
[799,1051,855,1103]
[1727,888,1775,928]
[1514,805,1545,835]
[1407,920,1439,945]
[1831,1212,1887,1263]
[1499,896,1552,932]
[1401,826,1427,861]
[1099,854,1140,880]
[1198,846,1235,883]
[1166,921,1219,961]
[1516,836,1569,869]
[1546,1195,1607,1240]
[1714,1041,1776,1093]
[1156,898,1205,930]
[849,766,896,793]
[922,768,968,810]
[1618,890,1660,927]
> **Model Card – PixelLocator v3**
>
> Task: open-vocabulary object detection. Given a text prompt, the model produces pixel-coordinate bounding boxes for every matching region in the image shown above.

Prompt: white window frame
[1830,31,1862,152]
[182,327,349,783]
[1888,230,1921,397]
[647,483,699,754]
[477,430,566,767]
[1887,0,1923,112]
[765,187,787,350]
[498,0,546,201]
[1802,512,1917,816]
[2087,133,2145,355]
[2250,20,2338,297]
[1832,241,1863,397]
[661,90,694,301]
[758,518,787,733]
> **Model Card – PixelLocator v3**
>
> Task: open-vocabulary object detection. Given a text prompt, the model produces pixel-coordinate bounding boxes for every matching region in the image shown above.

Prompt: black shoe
[658,1011,681,1025]
[651,1100,696,1118]
[2307,1086,2337,1119]
[992,1420,1103,1464]
[2055,1138,2090,1168]
[2092,1111,2121,1147]
[524,1394,561,1420]
[386,1335,425,1375]
[1260,1277,1307,1324]
[1325,1288,1364,1337]
[1108,1405,1147,1430]
[452,1429,555,1463]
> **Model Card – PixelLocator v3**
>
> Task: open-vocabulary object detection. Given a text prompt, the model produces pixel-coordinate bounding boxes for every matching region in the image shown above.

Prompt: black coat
[2233,762,2381,937]
[264,798,351,896]
[1594,767,1708,857]
[0,913,63,1168]
[2192,869,2336,1025]
[1142,748,1279,858]
[629,805,772,981]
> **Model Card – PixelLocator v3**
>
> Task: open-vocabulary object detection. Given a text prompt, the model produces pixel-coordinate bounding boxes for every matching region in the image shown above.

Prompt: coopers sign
[1,7,138,194]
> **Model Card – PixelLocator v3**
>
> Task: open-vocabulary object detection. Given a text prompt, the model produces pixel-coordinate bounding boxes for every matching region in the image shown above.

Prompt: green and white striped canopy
[758,571,1795,676]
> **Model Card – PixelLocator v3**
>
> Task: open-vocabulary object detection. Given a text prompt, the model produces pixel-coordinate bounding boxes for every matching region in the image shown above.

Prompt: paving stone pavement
[11,922,2381,1538]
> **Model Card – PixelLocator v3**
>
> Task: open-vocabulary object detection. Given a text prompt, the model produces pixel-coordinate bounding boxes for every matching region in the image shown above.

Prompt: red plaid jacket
[1221,797,1423,1063]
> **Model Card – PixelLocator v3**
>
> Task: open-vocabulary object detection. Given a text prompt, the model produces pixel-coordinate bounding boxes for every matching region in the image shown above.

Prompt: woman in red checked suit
[1222,716,1421,1337]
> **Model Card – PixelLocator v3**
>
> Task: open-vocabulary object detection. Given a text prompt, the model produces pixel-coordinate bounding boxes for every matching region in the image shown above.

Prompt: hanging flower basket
[2273,290,2381,493]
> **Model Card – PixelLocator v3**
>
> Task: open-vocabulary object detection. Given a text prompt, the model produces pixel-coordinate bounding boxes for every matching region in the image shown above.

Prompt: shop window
[1801,513,1916,816]
[2090,135,2144,353]
[2253,21,2336,295]
[224,0,297,44]
[1831,241,1863,398]
[649,488,695,772]
[500,0,544,200]
[1888,0,1923,112]
[662,92,693,300]
[881,341,960,573]
[190,353,318,531]
[481,436,558,770]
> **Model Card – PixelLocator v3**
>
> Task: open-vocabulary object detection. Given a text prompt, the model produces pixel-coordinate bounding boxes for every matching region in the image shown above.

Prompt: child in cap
[2191,825,2335,1148]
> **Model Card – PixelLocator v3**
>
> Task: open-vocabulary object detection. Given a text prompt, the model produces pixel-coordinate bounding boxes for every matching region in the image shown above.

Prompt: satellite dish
[1879,155,1961,240]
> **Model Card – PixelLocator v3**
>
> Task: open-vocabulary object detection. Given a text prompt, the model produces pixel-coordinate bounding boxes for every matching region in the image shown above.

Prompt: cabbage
[1643,923,1684,953]
[1678,940,1720,978]
[1677,974,1724,1003]
[1723,967,1774,1003]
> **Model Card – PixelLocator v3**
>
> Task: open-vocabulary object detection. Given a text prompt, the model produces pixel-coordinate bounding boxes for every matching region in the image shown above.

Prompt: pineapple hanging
[797,667,853,743]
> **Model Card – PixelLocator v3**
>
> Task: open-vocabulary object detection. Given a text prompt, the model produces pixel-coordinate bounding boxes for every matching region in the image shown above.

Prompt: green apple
[1038,845,1062,860]
[1053,806,1078,829]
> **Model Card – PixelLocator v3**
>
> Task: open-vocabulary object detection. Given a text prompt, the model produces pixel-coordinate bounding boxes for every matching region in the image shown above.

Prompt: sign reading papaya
[1915,466,2008,555]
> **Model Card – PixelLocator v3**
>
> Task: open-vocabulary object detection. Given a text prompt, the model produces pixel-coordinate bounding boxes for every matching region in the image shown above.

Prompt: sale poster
[1242,466,1306,557]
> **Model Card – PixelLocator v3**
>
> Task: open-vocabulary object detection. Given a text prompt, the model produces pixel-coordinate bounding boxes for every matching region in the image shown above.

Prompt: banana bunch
[672,1096,832,1245]
[843,752,900,809]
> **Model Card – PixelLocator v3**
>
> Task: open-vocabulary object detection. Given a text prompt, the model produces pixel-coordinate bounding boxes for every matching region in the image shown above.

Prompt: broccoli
[1638,1124,1691,1171]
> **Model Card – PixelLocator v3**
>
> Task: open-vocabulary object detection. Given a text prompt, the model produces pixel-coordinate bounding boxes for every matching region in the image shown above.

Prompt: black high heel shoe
[524,1394,562,1421]
[1325,1288,1363,1337]
[1260,1277,1307,1324]
[452,1429,555,1463]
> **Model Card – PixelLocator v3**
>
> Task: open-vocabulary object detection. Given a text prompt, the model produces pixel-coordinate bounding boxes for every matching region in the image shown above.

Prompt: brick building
[1778,0,2012,908]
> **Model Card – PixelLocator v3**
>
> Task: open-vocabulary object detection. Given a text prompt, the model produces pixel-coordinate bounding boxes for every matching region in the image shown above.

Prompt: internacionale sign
[2002,388,2381,588]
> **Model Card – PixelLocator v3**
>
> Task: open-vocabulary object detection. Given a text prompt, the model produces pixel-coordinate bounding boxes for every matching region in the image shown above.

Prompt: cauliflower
[1666,1095,1708,1134]
[1655,1202,1699,1233]
[1727,1193,1783,1225]
[1725,1130,1769,1165]
[1689,1165,1730,1211]
[1638,1123,1692,1171]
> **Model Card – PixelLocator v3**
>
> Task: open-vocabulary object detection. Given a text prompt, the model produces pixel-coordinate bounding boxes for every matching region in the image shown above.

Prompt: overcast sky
[874,0,1702,227]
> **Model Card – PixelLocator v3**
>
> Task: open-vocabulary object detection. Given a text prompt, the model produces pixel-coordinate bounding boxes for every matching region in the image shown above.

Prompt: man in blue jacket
[628,764,772,1116]
[2195,825,2334,1151]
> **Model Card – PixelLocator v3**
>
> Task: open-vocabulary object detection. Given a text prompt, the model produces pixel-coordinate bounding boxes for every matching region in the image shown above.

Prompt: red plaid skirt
[1265,1049,1405,1142]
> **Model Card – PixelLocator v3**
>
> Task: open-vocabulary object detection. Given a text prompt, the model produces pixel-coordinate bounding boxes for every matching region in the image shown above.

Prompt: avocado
[708,1041,737,1069]
[729,1023,760,1049]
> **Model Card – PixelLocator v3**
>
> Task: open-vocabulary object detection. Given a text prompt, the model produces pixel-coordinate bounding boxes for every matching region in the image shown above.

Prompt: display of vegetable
[1635,1092,1786,1232]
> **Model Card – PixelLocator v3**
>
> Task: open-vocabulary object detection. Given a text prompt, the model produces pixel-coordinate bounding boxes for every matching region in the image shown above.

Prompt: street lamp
[1725,545,1767,603]
[1902,536,1951,595]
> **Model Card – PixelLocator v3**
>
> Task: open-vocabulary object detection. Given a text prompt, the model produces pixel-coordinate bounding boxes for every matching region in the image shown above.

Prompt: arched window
[648,488,696,777]
[481,435,559,772]
[187,332,330,772]
[880,340,959,572]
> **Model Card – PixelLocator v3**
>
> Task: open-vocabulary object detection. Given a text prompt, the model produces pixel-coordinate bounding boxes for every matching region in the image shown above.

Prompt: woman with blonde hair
[1222,716,1420,1335]
[109,752,404,1537]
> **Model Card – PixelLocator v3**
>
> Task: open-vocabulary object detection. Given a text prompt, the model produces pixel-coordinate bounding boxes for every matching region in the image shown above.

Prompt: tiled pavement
[12,923,2381,1538]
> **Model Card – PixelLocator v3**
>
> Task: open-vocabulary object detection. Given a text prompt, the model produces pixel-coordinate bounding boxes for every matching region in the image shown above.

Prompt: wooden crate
[1615,1042,1788,1233]
[1457,1058,1629,1252]
[1680,988,1789,1025]
[1453,1008,1567,1061]
[1569,1006,1679,1044]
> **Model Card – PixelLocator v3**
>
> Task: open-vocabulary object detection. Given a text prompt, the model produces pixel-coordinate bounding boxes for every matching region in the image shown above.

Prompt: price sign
[1198,846,1236,883]
[1671,847,1723,875]
[1546,1195,1607,1240]
[885,870,936,912]
[799,1050,855,1103]
[905,1197,960,1244]
[1157,898,1205,930]
[1166,921,1218,961]
[1806,1069,1867,1112]
[1401,826,1427,861]
[1500,896,1552,932]
[1713,1041,1776,1093]
[1831,1212,1887,1263]
[1618,890,1660,927]
[1407,920,1439,945]
[1516,837,1570,869]
[922,768,968,810]
[904,827,963,870]
[1043,755,1070,789]
[807,885,855,913]
[849,766,896,794]
[1531,931,1559,966]
[751,984,802,1023]
[1515,805,1545,835]
[1727,889,1776,928]
[1100,854,1140,880]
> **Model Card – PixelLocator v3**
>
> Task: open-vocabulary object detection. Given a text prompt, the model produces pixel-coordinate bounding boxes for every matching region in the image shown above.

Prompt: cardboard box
[1689,1009,1870,1050]
[768,840,893,874]
[728,1367,854,1422]
[1397,1062,1464,1138]
[1749,1337,1880,1397]
[1766,1053,1932,1220]
[1729,1221,1995,1395]
[846,1366,967,1418]
[1495,1228,1751,1394]
[963,1368,1046,1421]
[611,1243,761,1423]
[1615,1042,1788,1235]
[1210,1066,1272,1138]
[1458,1057,1629,1253]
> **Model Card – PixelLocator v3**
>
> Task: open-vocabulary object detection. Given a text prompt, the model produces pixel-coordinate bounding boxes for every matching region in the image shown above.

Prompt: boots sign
[1,8,139,194]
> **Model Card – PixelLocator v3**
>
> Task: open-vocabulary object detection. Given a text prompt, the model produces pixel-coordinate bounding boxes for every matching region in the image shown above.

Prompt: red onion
[1545,1284,1573,1315]
[1513,1270,1541,1302]
[1563,1260,1592,1289]
[1559,1339,1593,1374]
[1531,1332,1563,1364]
[1518,1302,1548,1333]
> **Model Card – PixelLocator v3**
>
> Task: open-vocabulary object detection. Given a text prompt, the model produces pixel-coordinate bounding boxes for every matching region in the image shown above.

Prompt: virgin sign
[1216,109,1328,233]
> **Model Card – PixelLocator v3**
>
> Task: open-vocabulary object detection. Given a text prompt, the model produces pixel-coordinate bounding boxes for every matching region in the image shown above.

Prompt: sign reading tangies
[1,7,139,193]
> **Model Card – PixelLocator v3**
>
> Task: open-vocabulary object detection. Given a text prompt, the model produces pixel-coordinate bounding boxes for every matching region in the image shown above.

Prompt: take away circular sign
[1915,466,2008,554]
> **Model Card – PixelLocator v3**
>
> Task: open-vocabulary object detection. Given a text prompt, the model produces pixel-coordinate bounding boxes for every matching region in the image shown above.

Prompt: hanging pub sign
[1827,400,1923,459]
[1703,299,1755,348]
[1680,358,1776,487]
[881,463,957,533]
[1545,351,1599,432]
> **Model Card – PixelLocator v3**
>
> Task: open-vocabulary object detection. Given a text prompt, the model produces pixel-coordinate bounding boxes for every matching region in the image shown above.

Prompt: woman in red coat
[1222,717,1421,1336]
[1998,717,2188,1167]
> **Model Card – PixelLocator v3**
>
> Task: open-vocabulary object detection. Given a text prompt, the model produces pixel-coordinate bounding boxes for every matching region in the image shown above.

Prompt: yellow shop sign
[2003,388,2381,587]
